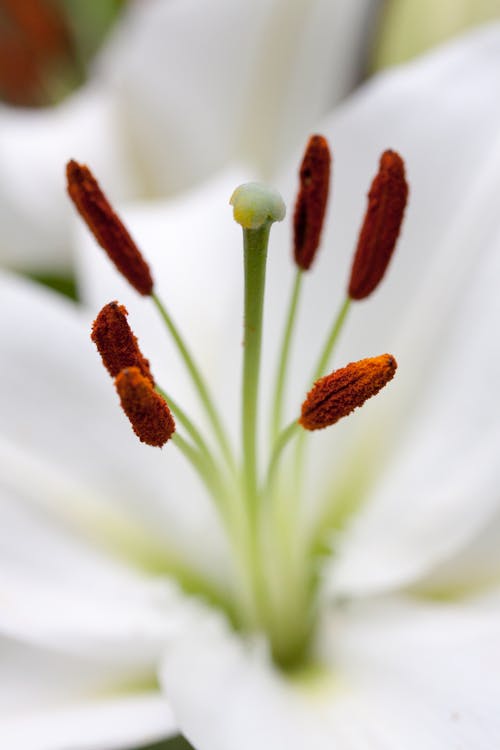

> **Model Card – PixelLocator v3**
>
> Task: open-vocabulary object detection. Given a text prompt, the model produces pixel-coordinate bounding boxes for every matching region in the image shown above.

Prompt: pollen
[66,160,154,296]
[293,134,331,271]
[348,150,408,300]
[115,367,175,447]
[299,354,397,431]
[91,301,154,384]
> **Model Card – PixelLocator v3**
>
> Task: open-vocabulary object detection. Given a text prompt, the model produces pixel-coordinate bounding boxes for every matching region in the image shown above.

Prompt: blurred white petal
[1,21,500,750]
[160,596,500,750]
[99,0,377,191]
[0,87,135,272]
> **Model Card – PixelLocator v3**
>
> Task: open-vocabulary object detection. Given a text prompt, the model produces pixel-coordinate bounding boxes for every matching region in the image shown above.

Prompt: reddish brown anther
[115,367,175,447]
[293,134,331,270]
[91,302,154,384]
[66,160,154,296]
[300,354,397,431]
[348,150,408,300]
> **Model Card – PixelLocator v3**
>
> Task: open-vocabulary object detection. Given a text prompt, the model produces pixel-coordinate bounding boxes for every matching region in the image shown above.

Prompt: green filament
[270,269,304,442]
[152,293,236,473]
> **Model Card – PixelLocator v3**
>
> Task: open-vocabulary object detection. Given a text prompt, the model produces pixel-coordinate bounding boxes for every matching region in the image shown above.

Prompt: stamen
[293,135,331,270]
[91,301,153,383]
[348,150,408,300]
[115,367,175,447]
[300,354,397,430]
[66,160,154,296]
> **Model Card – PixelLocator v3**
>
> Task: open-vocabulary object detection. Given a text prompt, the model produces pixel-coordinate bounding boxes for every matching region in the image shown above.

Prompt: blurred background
[1,1,500,748]
[3,0,500,109]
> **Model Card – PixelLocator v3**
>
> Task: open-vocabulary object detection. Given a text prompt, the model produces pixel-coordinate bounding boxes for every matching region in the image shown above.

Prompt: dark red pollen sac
[348,150,408,300]
[293,134,331,271]
[300,354,397,431]
[115,367,175,447]
[91,301,154,384]
[66,160,154,296]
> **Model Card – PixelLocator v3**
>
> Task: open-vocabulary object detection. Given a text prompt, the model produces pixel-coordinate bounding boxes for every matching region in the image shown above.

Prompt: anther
[299,354,397,430]
[115,367,175,447]
[91,302,154,384]
[66,160,154,296]
[348,150,408,300]
[293,134,331,270]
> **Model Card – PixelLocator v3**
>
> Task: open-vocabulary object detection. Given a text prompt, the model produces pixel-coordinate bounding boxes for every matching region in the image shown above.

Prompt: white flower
[0,0,375,272]
[2,23,500,750]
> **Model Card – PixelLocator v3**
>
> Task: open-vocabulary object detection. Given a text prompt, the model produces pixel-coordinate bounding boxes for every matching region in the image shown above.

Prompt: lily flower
[0,0,376,272]
[2,23,500,750]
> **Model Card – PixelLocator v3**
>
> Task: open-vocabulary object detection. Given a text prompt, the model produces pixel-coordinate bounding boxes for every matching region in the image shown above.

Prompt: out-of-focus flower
[1,23,500,750]
[0,0,378,272]
[374,0,500,68]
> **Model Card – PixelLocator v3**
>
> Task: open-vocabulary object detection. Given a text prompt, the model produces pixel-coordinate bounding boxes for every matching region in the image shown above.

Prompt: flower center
[66,136,408,670]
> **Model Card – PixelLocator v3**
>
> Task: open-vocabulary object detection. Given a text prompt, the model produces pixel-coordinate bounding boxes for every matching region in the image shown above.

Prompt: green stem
[171,433,228,519]
[265,420,300,496]
[294,296,352,490]
[311,296,351,383]
[152,293,236,472]
[241,223,272,508]
[271,269,303,442]
[156,386,216,470]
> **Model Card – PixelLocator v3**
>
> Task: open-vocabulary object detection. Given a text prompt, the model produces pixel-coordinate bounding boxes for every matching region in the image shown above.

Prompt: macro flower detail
[67,136,402,674]
[66,159,154,295]
[300,354,397,430]
[115,367,175,448]
[91,301,154,383]
[348,149,408,300]
[293,134,331,271]
[3,27,500,750]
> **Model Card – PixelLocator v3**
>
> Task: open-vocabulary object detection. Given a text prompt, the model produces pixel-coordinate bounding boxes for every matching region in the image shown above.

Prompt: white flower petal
[0,87,136,271]
[0,271,230,581]
[258,24,500,593]
[159,596,500,750]
[1,694,174,750]
[0,635,175,750]
[98,0,376,191]
[328,218,500,595]
[0,566,184,662]
[412,499,500,598]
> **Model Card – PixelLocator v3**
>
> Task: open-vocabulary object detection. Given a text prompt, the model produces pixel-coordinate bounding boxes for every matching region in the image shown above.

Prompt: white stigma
[230,182,286,229]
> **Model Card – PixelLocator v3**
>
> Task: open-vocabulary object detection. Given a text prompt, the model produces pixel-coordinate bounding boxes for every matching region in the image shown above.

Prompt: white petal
[0,86,136,271]
[159,595,500,750]
[1,694,174,750]
[0,271,231,582]
[0,565,184,662]
[412,498,500,598]
[260,25,500,592]
[328,219,500,595]
[98,0,376,191]
[0,635,175,750]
